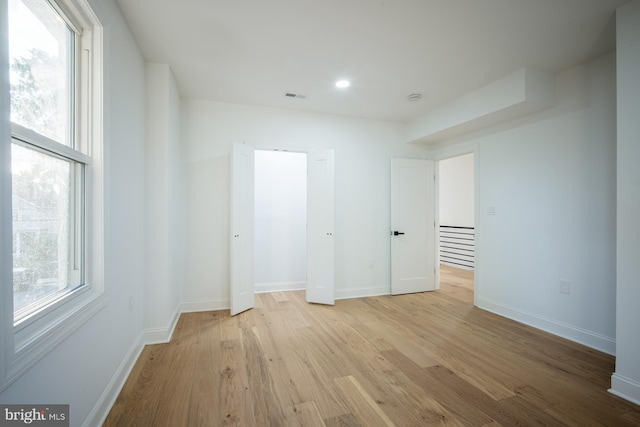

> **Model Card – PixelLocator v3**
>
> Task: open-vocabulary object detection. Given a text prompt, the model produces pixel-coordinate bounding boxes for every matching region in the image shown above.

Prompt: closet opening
[254,150,308,293]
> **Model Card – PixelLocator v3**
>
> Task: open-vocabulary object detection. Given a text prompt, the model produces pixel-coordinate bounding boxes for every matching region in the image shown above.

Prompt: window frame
[0,0,104,391]
[10,130,87,326]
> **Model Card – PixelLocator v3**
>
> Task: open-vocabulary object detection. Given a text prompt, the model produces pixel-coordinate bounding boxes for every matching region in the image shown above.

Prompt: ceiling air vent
[285,92,306,99]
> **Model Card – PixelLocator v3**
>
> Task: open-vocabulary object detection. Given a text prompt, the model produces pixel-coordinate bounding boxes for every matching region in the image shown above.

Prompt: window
[11,143,84,321]
[10,0,87,326]
[1,0,103,389]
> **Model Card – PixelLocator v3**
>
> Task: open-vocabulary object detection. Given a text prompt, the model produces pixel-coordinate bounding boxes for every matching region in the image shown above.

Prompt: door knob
[393,231,405,236]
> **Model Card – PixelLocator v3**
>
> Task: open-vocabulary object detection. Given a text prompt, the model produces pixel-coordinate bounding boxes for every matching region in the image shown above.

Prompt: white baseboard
[180,298,229,313]
[255,281,306,293]
[610,373,640,406]
[85,304,182,425]
[82,302,194,426]
[335,286,390,300]
[81,333,145,427]
[143,305,181,345]
[478,297,616,355]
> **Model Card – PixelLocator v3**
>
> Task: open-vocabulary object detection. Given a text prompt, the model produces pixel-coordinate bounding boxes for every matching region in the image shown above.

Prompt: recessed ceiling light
[335,80,350,89]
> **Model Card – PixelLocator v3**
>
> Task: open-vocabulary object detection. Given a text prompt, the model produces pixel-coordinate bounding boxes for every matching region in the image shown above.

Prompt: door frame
[230,144,336,314]
[433,146,480,307]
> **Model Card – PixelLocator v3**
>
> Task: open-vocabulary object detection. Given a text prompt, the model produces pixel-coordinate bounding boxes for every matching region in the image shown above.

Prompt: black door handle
[393,231,405,236]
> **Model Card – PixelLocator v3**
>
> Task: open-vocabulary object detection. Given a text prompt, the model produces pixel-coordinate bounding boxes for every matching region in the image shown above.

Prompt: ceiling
[114,0,627,123]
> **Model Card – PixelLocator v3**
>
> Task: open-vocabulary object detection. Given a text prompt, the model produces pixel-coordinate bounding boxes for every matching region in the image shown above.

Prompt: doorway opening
[438,153,475,304]
[254,150,308,293]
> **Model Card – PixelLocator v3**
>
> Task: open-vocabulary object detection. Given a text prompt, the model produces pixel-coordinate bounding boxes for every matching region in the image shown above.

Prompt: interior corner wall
[0,0,147,424]
[182,101,428,306]
[438,153,474,227]
[435,53,617,354]
[611,0,640,405]
[144,63,182,339]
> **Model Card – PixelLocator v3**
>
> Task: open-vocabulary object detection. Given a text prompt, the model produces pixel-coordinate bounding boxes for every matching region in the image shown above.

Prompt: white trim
[609,374,640,406]
[84,299,218,424]
[81,333,145,427]
[434,160,440,291]
[335,286,391,301]
[54,0,102,35]
[2,293,108,392]
[431,143,480,307]
[142,306,180,345]
[255,281,306,294]
[180,298,230,313]
[181,286,405,309]
[478,297,616,355]
[0,0,13,392]
[10,123,92,164]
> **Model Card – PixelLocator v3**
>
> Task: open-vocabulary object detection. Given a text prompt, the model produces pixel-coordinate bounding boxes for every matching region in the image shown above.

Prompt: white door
[306,149,335,305]
[230,142,255,315]
[391,158,436,295]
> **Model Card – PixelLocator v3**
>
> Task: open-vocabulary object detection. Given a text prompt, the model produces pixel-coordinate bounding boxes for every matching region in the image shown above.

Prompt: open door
[391,158,436,295]
[230,142,255,315]
[306,149,335,305]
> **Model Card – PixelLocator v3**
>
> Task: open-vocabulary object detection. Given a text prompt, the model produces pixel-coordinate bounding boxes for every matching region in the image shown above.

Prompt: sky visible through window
[9,0,72,145]
[9,0,59,58]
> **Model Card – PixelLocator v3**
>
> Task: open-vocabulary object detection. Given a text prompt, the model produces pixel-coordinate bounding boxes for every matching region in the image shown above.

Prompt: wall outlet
[560,280,571,295]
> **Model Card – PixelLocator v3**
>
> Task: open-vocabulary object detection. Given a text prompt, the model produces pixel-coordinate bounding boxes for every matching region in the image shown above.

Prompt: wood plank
[107,410,155,427]
[118,344,171,415]
[150,314,199,427]
[544,398,640,427]
[238,323,286,424]
[284,401,326,427]
[271,291,290,303]
[333,375,396,427]
[219,338,255,426]
[381,349,495,426]
[102,346,154,426]
[379,367,466,426]
[187,312,222,426]
[324,412,361,427]
[254,307,352,420]
[104,266,640,426]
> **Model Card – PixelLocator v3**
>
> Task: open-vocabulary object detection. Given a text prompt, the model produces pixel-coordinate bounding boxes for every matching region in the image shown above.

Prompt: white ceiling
[114,0,627,123]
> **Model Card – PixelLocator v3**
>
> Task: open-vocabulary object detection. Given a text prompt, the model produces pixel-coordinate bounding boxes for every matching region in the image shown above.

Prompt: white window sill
[1,290,108,392]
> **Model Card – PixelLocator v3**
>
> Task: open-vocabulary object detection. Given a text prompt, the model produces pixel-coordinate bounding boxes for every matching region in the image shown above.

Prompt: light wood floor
[104,265,640,426]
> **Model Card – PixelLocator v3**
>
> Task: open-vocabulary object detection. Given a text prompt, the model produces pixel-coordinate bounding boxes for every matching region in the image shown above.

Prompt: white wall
[611,0,640,405]
[182,101,428,306]
[254,150,307,291]
[0,0,147,425]
[144,63,183,341]
[433,53,616,354]
[439,153,474,227]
